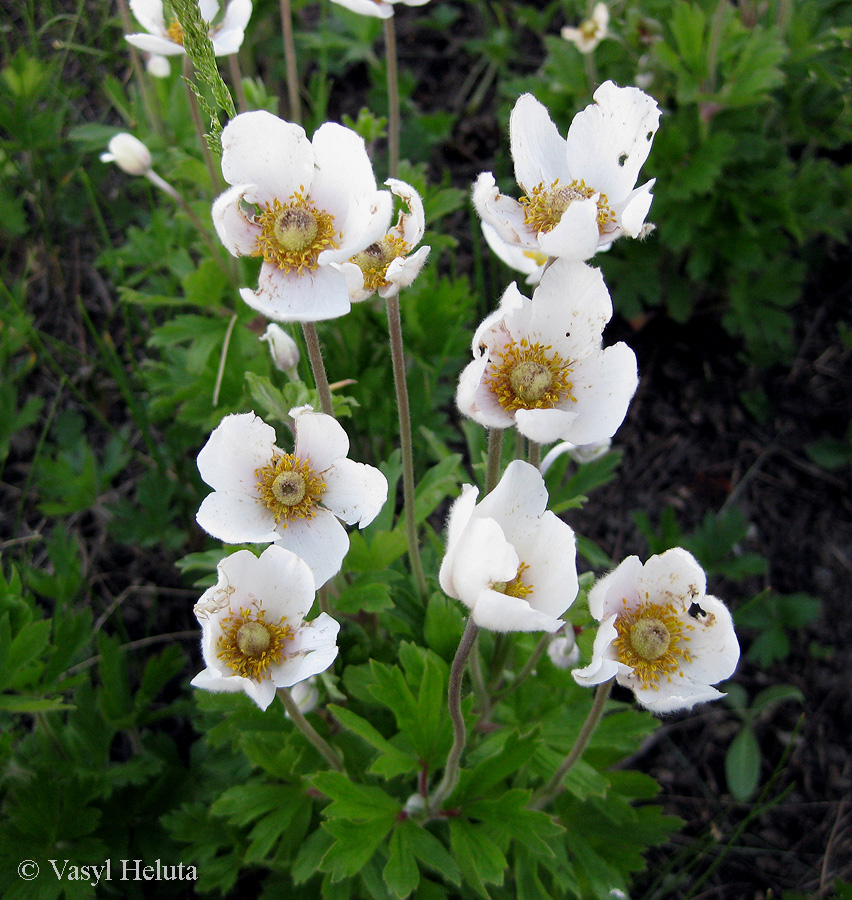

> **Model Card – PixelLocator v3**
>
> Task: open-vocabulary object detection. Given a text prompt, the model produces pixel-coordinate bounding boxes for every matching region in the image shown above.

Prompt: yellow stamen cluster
[613,599,693,689]
[520,178,616,235]
[255,453,326,526]
[349,234,411,292]
[252,190,338,273]
[166,17,185,45]
[492,561,534,599]
[217,607,292,681]
[486,337,575,413]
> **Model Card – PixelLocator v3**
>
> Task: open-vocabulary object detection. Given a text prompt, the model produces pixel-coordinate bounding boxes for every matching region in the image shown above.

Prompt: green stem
[212,314,237,407]
[278,687,344,771]
[428,617,479,811]
[301,322,334,417]
[385,294,427,597]
[485,427,504,494]
[279,0,302,123]
[530,677,613,809]
[383,16,400,178]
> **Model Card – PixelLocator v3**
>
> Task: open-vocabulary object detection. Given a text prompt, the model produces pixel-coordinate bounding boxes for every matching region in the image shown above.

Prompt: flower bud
[547,632,580,670]
[146,53,171,78]
[260,323,300,374]
[100,133,153,176]
[285,678,319,717]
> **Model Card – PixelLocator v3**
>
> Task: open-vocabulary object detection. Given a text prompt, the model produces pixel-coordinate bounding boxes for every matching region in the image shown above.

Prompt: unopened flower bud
[285,677,319,717]
[100,133,153,176]
[260,324,300,375]
[547,633,580,670]
[146,53,171,78]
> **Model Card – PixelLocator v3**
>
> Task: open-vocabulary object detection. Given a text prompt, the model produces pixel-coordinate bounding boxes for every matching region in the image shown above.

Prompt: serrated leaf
[384,825,420,898]
[313,770,401,822]
[328,705,417,778]
[449,818,506,898]
[320,817,393,881]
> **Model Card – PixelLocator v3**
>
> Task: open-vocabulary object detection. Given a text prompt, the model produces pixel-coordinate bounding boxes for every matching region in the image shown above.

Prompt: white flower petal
[514,407,580,444]
[274,510,350,588]
[275,612,340,686]
[196,492,279,543]
[125,32,186,54]
[472,173,538,249]
[322,458,388,527]
[212,184,261,257]
[587,556,643,620]
[385,178,426,245]
[510,94,571,191]
[221,111,313,203]
[130,0,166,34]
[197,412,277,493]
[535,196,601,261]
[448,516,519,610]
[573,615,621,685]
[616,179,655,238]
[320,189,393,263]
[472,587,565,633]
[565,81,661,204]
[240,263,352,322]
[379,245,431,298]
[292,407,350,471]
[331,0,394,17]
[677,594,739,684]
[638,547,707,607]
[562,343,638,445]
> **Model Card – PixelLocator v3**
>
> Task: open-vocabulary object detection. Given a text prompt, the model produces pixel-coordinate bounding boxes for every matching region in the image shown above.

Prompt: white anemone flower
[126,0,252,58]
[100,133,153,176]
[456,258,638,446]
[337,179,431,303]
[539,438,613,474]
[482,222,546,286]
[573,548,740,713]
[196,407,388,588]
[561,3,610,54]
[439,460,578,633]
[212,110,392,321]
[191,545,339,711]
[473,82,661,261]
[330,0,430,19]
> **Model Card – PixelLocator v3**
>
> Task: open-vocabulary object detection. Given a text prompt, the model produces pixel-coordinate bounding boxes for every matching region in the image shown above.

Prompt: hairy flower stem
[428,617,480,811]
[277,687,344,771]
[279,0,302,123]
[485,427,504,495]
[115,0,162,136]
[383,17,400,178]
[528,440,541,470]
[227,53,248,113]
[529,677,614,810]
[386,295,427,597]
[492,631,553,702]
[301,322,334,417]
[183,57,223,190]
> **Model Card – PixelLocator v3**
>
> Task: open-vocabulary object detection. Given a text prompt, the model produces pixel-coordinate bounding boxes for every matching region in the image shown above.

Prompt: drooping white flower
[573,548,740,713]
[456,258,638,446]
[196,407,388,588]
[212,110,392,321]
[329,0,430,19]
[285,676,320,717]
[337,179,431,303]
[260,323,300,375]
[191,545,339,711]
[561,3,610,54]
[482,222,546,286]
[473,82,660,261]
[126,0,252,58]
[439,460,578,633]
[100,133,153,176]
